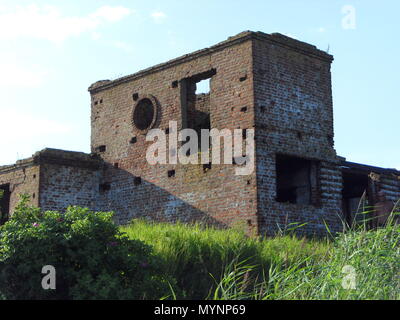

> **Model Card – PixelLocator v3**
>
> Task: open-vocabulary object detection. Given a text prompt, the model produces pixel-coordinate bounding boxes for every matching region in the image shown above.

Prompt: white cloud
[91,31,102,40]
[0,5,133,44]
[112,41,134,53]
[317,27,326,33]
[167,30,178,47]
[151,11,167,24]
[0,108,87,165]
[0,53,48,87]
[90,5,131,22]
[0,109,72,140]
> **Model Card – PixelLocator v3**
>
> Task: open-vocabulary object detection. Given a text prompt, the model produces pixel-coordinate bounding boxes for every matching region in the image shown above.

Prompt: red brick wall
[0,161,39,214]
[90,37,258,232]
[252,34,343,236]
[1,32,398,235]
[39,163,101,213]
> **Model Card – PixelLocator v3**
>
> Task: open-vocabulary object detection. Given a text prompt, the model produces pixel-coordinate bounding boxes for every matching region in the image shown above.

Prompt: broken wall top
[88,31,333,94]
[0,148,101,174]
[341,160,400,176]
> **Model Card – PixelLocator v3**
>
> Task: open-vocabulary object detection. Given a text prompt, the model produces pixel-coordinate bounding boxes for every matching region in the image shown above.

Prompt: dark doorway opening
[276,154,320,205]
[342,172,369,225]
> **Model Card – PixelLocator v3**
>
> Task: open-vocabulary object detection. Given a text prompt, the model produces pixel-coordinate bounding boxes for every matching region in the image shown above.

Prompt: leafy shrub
[0,196,170,300]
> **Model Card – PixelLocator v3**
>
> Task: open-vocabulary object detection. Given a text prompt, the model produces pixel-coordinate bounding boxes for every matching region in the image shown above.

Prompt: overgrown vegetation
[121,220,331,299]
[0,195,398,300]
[0,196,169,300]
[122,217,399,300]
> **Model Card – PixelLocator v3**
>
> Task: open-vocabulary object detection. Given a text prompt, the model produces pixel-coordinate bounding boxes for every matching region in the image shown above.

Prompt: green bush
[0,196,170,300]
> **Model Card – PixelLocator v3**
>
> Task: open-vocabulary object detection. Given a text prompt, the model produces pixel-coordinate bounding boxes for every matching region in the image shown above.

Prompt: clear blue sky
[0,0,399,169]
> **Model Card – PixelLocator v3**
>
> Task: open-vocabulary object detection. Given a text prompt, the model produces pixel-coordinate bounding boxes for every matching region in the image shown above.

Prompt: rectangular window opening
[0,184,10,225]
[134,177,142,186]
[195,78,210,95]
[130,137,137,144]
[276,154,320,206]
[203,163,212,173]
[168,170,176,178]
[96,145,106,153]
[181,69,216,154]
[99,183,111,192]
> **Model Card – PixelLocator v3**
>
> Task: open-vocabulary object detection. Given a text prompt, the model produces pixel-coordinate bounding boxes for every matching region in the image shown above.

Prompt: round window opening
[133,98,155,131]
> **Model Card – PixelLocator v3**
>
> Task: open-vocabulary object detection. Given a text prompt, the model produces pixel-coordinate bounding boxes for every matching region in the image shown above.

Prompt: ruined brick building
[1,31,399,235]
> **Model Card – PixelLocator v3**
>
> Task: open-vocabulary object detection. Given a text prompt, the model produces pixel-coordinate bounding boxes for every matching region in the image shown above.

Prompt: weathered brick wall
[1,31,398,235]
[188,93,210,135]
[89,33,258,232]
[39,163,101,212]
[0,149,102,217]
[379,174,400,203]
[37,149,102,213]
[252,33,343,236]
[0,159,40,213]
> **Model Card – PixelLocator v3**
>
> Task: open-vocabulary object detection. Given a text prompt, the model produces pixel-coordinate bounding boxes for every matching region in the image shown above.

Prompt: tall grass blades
[122,212,399,300]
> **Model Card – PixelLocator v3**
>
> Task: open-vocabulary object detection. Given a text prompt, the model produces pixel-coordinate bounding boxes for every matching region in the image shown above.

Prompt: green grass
[121,218,399,300]
[121,220,329,299]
